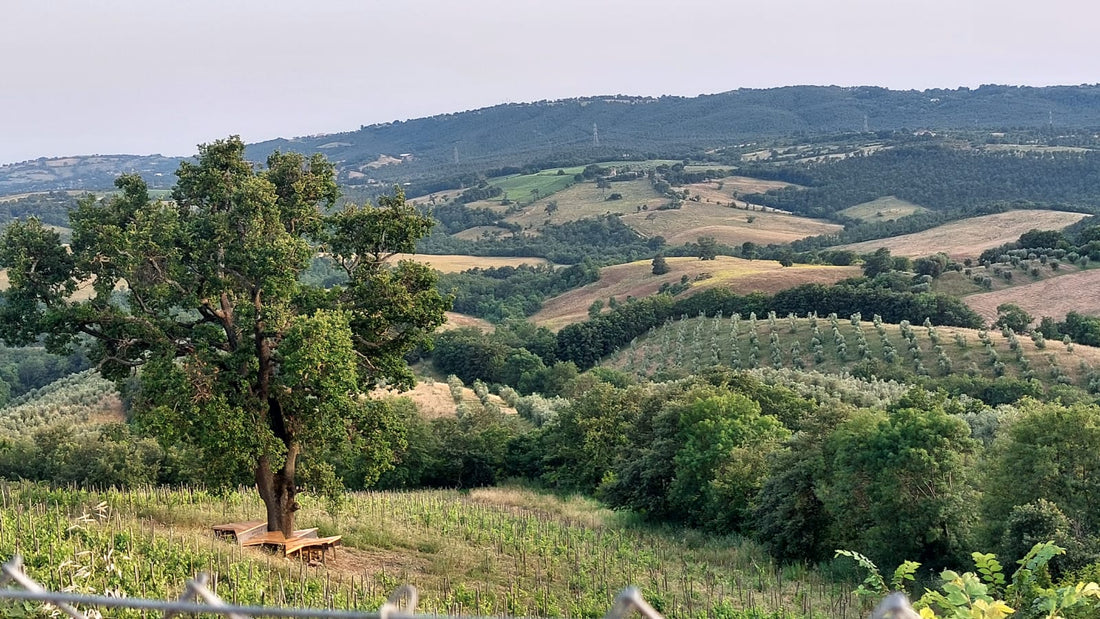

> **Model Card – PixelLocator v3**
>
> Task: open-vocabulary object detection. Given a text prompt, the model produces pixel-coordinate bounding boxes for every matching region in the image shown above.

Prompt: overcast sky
[1,0,1096,164]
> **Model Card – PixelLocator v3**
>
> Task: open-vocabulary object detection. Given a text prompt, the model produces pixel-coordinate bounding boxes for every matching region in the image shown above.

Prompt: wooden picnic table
[213,521,341,562]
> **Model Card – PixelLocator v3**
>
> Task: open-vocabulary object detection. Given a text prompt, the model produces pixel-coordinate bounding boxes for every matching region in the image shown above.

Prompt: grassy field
[387,254,550,273]
[836,196,927,222]
[503,179,664,231]
[0,481,861,618]
[933,255,1096,298]
[532,257,859,330]
[490,170,579,204]
[683,176,802,214]
[451,225,515,241]
[407,188,465,207]
[606,313,1100,388]
[441,311,494,331]
[963,268,1100,324]
[689,175,799,199]
[839,210,1090,258]
[623,202,841,246]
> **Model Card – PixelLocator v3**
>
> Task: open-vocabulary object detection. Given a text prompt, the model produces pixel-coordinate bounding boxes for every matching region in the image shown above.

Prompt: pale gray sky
[1,0,1096,164]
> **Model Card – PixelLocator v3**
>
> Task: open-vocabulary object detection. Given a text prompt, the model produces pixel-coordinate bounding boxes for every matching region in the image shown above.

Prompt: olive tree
[0,137,449,534]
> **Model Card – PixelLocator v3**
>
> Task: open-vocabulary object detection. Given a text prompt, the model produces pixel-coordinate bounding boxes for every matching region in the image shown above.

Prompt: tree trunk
[255,444,300,536]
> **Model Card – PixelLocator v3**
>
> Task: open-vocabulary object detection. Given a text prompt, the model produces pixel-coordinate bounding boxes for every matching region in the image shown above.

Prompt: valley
[6,89,1100,619]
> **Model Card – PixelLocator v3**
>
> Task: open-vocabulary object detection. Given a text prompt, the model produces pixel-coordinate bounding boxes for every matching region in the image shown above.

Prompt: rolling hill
[963,268,1100,324]
[605,313,1100,392]
[838,210,1090,258]
[622,202,841,246]
[8,85,1100,196]
[532,256,859,330]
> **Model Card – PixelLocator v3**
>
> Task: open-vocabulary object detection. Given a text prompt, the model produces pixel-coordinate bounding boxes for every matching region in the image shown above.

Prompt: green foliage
[820,396,979,569]
[696,236,719,260]
[0,138,449,532]
[918,570,1013,619]
[973,552,1007,592]
[982,400,1100,563]
[839,542,1100,619]
[651,253,670,275]
[433,327,511,384]
[833,550,889,598]
[996,303,1034,334]
[863,247,896,278]
[998,501,1092,578]
[534,377,645,491]
[668,391,790,532]
[439,262,598,322]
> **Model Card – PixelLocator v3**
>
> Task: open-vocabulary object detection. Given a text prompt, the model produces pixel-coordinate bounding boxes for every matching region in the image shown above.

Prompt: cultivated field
[622,202,841,246]
[532,257,859,330]
[387,254,550,272]
[0,370,122,439]
[0,482,857,618]
[964,268,1100,324]
[0,189,90,202]
[839,210,1090,258]
[837,196,927,221]
[607,313,1100,388]
[370,377,513,418]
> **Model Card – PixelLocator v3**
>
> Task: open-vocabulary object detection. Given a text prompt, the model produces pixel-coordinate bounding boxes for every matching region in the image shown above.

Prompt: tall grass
[0,481,861,618]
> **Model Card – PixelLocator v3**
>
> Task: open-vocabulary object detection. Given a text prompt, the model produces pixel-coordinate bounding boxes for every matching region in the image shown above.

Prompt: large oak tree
[0,137,449,534]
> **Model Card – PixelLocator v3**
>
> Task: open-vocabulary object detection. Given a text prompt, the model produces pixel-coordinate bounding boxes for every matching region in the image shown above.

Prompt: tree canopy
[0,137,450,534]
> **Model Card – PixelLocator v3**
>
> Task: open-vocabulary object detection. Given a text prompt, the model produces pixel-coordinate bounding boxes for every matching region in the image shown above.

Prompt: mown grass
[622,202,841,247]
[839,210,1089,259]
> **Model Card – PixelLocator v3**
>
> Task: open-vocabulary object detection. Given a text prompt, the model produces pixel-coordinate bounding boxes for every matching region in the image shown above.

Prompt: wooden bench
[212,520,265,544]
[285,534,342,563]
[225,526,341,562]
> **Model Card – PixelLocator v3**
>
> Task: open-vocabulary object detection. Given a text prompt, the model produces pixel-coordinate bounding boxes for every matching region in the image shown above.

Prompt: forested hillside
[6,84,1100,196]
[744,146,1100,221]
[247,85,1100,182]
